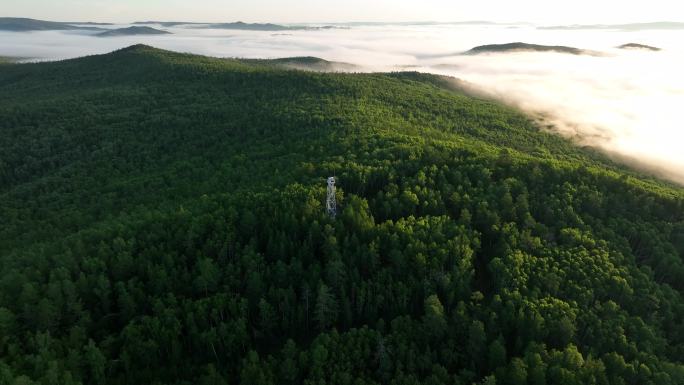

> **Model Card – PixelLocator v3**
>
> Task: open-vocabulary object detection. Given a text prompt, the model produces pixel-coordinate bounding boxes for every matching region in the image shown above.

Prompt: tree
[314,283,338,330]
[194,257,220,296]
[240,350,273,385]
[488,337,507,371]
[506,358,528,385]
[84,339,106,385]
[258,299,277,336]
[423,294,446,338]
[279,340,299,384]
[198,364,228,385]
[469,320,487,372]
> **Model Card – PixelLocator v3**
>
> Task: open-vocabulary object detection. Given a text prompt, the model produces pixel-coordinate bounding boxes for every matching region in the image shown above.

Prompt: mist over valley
[3,18,680,183]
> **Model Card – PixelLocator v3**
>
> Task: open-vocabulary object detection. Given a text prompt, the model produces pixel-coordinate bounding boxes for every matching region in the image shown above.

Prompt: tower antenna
[326,176,336,218]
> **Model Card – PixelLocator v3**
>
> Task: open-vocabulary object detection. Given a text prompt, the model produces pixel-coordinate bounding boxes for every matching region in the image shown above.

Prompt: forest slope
[0,45,683,385]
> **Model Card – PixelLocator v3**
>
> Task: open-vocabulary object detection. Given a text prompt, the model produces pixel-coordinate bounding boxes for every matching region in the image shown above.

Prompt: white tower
[326,177,336,218]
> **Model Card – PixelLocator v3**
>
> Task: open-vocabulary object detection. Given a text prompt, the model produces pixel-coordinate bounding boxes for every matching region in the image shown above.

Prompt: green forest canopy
[1,45,683,384]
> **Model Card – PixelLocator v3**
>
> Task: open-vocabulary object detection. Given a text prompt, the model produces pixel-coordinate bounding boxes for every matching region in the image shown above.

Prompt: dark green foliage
[1,45,683,384]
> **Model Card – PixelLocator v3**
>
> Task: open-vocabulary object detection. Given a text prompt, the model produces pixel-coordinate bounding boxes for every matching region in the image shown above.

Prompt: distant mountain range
[131,20,524,29]
[63,22,114,26]
[540,22,684,31]
[96,26,171,37]
[133,21,203,27]
[205,22,307,31]
[134,21,341,31]
[5,17,683,35]
[0,17,340,33]
[0,17,104,31]
[465,42,591,55]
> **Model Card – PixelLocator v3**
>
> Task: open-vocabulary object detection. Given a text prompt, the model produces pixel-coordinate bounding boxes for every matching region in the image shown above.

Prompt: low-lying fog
[2,22,683,184]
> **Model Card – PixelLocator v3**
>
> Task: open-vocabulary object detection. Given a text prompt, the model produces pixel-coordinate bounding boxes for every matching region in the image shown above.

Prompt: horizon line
[3,16,684,26]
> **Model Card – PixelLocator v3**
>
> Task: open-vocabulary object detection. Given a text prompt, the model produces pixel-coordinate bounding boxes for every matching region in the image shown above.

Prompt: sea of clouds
[2,22,683,183]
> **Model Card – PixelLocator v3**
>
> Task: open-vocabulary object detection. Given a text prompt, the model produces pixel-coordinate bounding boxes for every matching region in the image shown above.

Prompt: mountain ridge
[465,42,594,55]
[0,17,105,31]
[96,26,171,37]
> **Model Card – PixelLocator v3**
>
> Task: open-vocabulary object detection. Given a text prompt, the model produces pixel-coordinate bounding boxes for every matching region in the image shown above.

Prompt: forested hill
[95,26,171,37]
[1,44,683,385]
[465,42,588,55]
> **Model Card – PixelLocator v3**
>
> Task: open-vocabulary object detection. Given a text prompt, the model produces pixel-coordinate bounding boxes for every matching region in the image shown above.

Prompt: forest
[1,45,683,384]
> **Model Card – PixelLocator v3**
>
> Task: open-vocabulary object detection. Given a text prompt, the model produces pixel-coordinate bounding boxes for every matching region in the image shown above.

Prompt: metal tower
[326,177,336,218]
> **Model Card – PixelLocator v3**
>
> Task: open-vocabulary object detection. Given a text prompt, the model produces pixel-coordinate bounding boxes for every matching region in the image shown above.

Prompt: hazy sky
[2,0,682,24]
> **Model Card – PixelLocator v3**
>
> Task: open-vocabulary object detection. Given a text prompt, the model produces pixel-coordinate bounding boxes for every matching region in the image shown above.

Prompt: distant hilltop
[465,42,591,55]
[617,43,661,51]
[96,26,171,37]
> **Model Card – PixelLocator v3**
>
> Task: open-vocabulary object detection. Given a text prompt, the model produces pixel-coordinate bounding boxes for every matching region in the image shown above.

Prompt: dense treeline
[0,45,683,384]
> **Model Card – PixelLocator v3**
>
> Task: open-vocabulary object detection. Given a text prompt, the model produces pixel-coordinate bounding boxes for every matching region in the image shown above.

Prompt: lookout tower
[326,177,336,218]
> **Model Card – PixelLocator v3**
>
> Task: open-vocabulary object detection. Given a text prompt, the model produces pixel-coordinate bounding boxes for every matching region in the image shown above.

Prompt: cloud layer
[2,23,683,183]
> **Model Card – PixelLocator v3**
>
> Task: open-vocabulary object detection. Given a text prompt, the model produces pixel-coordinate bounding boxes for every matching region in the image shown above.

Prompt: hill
[466,42,589,55]
[618,43,662,51]
[0,17,102,31]
[96,26,171,37]
[1,44,683,385]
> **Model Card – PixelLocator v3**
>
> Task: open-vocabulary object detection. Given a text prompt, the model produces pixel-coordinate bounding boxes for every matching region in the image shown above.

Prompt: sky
[1,0,683,24]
